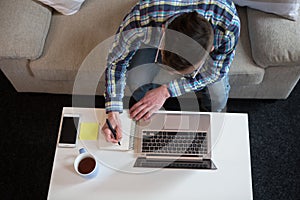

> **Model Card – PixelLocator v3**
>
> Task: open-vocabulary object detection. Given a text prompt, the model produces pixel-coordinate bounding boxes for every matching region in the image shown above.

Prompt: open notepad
[98,110,136,151]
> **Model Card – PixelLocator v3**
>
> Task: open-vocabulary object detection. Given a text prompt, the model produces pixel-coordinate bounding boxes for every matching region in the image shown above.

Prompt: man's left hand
[129,85,170,121]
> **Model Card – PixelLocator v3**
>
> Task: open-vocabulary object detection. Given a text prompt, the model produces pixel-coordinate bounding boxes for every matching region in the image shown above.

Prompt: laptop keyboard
[142,131,208,155]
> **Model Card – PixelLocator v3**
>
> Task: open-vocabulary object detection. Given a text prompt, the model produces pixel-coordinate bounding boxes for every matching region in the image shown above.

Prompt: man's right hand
[101,112,122,143]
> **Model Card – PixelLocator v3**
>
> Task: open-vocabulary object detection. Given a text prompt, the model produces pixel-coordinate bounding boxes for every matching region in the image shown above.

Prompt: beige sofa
[0,0,299,99]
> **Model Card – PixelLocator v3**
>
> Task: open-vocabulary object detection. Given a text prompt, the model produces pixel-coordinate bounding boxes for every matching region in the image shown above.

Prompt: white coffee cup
[74,148,99,178]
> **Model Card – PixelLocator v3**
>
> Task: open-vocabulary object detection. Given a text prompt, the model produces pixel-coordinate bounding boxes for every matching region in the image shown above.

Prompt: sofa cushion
[0,0,52,60]
[233,0,300,21]
[30,0,138,81]
[247,8,300,68]
[230,6,264,85]
[247,7,300,68]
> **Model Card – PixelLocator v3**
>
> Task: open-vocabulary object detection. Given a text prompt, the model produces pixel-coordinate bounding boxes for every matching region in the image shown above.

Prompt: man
[102,0,240,143]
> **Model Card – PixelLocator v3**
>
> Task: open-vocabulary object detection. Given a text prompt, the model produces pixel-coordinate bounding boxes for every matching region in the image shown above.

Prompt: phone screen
[59,117,80,144]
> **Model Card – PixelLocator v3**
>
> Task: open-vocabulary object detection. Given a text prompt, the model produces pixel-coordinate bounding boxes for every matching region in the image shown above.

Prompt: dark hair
[162,11,214,71]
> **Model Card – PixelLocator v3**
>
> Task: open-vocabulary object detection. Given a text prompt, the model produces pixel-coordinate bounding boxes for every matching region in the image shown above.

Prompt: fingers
[101,122,122,144]
[129,100,143,116]
[142,109,155,121]
[130,102,149,120]
[102,127,118,143]
[115,126,122,141]
[130,102,157,121]
[130,86,168,120]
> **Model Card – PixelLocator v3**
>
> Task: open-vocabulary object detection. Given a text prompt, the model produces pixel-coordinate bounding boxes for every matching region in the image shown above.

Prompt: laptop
[133,111,217,169]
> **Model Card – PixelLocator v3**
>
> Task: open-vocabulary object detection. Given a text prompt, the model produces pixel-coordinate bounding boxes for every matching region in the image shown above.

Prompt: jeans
[126,48,230,112]
[127,48,161,101]
[200,75,230,112]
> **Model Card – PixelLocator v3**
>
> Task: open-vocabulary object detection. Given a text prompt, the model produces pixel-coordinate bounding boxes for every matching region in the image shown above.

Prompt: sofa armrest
[0,0,52,60]
[247,8,300,68]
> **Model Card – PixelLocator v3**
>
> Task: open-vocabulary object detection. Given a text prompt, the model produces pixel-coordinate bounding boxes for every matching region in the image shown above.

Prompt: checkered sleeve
[104,5,145,113]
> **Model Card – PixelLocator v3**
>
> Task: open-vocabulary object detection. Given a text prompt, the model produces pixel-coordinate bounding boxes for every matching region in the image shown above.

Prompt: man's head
[161,11,214,76]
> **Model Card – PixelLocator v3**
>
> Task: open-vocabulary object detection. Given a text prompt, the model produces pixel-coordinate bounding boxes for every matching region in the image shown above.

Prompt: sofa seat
[229,7,300,99]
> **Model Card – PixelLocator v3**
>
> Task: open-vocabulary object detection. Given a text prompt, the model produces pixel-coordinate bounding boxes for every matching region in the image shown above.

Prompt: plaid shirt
[105,0,240,113]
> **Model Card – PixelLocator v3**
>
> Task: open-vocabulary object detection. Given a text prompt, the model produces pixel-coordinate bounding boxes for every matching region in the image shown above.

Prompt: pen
[106,119,121,146]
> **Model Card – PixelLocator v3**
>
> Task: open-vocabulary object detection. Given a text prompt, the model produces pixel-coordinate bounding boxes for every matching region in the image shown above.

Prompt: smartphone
[58,114,80,148]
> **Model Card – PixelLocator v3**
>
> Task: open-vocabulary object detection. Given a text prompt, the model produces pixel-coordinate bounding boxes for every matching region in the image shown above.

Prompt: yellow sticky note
[79,122,99,140]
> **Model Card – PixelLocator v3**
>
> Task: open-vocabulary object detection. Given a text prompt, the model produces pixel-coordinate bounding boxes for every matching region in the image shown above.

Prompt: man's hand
[129,85,170,121]
[101,112,122,143]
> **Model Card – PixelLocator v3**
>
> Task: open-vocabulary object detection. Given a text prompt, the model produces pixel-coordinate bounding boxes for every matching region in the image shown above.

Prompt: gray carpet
[0,70,299,200]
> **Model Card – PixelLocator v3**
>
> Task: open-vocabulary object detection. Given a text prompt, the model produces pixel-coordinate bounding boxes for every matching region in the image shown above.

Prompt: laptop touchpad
[164,115,189,130]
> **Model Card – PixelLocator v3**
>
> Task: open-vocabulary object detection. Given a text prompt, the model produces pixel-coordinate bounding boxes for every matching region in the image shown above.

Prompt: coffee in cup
[78,157,96,174]
[74,148,98,178]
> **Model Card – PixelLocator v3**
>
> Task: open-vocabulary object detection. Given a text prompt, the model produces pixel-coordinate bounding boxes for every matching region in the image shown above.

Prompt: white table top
[47,107,253,200]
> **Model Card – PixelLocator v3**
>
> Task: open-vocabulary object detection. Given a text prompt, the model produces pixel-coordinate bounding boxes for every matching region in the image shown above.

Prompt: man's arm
[104,5,146,113]
[103,4,149,143]
[105,51,135,113]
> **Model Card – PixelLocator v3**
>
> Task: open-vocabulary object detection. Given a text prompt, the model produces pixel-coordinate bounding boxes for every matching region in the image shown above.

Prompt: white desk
[48,107,253,200]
